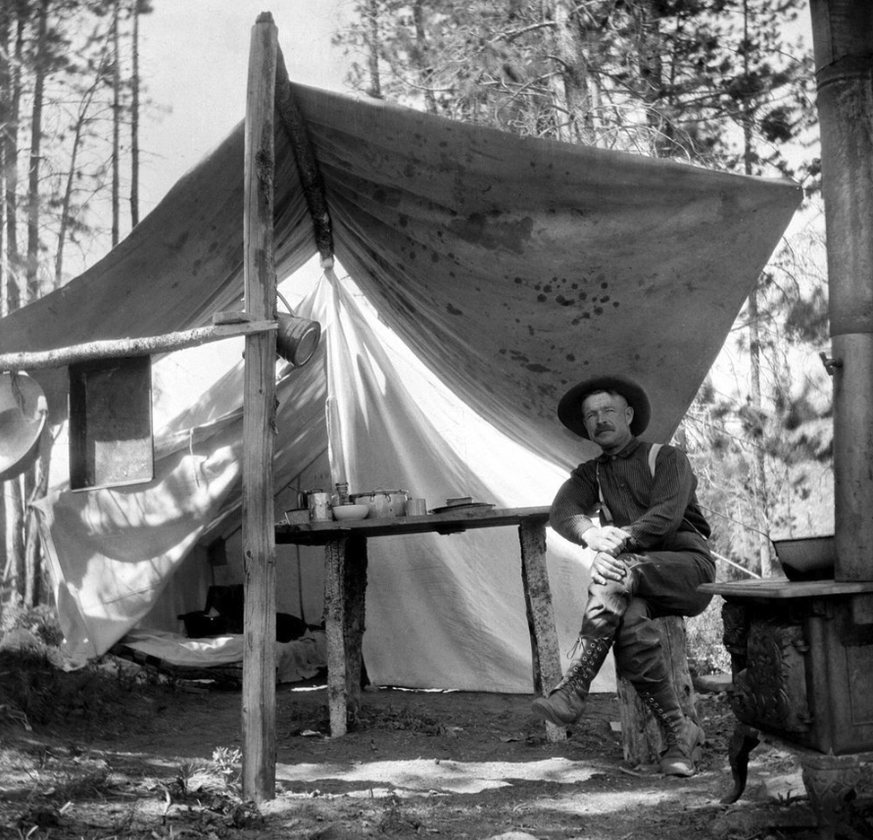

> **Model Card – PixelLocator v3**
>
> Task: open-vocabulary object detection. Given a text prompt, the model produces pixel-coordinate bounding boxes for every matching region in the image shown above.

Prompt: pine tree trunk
[55,50,107,288]
[747,288,773,577]
[741,1,773,579]
[365,0,381,98]
[25,0,49,305]
[412,0,436,114]
[0,6,9,317]
[111,0,121,247]
[2,8,24,314]
[5,477,26,603]
[55,95,90,286]
[545,0,590,143]
[130,0,140,228]
[1,137,7,320]
[631,1,670,156]
[24,426,51,606]
[0,8,11,584]
[0,481,6,595]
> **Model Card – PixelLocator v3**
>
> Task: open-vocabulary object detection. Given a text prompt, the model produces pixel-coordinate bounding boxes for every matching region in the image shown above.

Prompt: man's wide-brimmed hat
[557,374,651,439]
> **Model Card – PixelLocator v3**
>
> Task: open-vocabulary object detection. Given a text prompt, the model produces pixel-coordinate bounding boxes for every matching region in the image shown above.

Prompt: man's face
[581,390,634,452]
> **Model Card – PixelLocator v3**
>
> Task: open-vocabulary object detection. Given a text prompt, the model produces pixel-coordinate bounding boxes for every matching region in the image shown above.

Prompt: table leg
[518,520,565,743]
[722,723,760,804]
[344,536,368,715]
[323,538,348,737]
[323,536,368,738]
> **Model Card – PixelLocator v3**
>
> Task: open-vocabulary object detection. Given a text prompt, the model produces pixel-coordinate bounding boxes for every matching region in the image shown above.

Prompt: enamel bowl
[772,536,835,581]
[332,504,370,521]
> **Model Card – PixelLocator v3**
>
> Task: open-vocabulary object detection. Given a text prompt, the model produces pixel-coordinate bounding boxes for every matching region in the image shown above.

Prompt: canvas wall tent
[0,77,801,690]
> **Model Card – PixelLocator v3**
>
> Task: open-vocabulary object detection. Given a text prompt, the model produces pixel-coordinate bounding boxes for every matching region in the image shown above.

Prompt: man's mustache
[595,424,614,434]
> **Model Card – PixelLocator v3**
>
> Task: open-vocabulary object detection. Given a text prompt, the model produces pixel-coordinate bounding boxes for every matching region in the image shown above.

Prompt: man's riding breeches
[579,531,715,691]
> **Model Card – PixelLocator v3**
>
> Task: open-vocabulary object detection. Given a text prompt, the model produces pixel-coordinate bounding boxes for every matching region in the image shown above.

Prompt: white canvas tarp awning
[0,80,802,687]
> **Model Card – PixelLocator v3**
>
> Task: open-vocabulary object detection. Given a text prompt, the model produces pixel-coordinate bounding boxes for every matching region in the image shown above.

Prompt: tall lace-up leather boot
[639,688,705,777]
[531,636,611,726]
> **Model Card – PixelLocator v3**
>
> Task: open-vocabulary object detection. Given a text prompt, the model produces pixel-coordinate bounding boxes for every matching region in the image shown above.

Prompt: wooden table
[276,506,565,740]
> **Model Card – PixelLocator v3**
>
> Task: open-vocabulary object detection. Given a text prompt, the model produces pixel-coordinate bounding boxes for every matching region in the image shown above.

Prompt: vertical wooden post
[241,12,278,803]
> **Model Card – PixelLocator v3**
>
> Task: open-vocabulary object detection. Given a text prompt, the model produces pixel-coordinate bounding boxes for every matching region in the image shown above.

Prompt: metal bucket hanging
[0,371,48,482]
[276,313,321,368]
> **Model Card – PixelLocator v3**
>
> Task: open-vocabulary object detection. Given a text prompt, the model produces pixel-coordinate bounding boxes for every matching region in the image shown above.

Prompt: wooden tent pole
[241,12,279,803]
[274,47,334,268]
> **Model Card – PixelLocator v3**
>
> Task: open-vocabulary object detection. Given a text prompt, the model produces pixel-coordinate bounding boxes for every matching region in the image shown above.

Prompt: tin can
[406,498,427,516]
[307,491,333,521]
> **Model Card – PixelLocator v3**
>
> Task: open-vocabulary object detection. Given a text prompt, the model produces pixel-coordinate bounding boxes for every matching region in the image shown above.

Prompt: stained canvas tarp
[1,83,801,457]
[0,80,801,687]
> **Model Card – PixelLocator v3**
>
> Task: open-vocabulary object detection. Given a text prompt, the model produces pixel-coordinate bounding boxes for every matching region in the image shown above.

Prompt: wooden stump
[616,616,698,767]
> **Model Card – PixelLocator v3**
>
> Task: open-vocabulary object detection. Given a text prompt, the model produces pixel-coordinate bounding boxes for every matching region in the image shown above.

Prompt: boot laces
[565,635,608,661]
[662,721,700,762]
[642,695,682,743]
[561,638,609,689]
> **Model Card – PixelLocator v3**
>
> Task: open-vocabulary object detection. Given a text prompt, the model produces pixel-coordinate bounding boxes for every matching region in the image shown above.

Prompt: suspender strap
[595,442,662,526]
[595,460,612,524]
[648,443,662,476]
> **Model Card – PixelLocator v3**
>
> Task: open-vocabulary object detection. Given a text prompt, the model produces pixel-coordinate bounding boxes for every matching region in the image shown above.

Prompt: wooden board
[276,506,551,545]
[69,355,153,491]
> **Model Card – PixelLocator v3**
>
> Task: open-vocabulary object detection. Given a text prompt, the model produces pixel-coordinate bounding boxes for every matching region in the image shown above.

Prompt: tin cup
[307,491,333,521]
[406,498,427,516]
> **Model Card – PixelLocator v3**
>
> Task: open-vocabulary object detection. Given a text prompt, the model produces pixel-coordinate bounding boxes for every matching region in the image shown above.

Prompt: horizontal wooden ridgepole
[0,320,276,372]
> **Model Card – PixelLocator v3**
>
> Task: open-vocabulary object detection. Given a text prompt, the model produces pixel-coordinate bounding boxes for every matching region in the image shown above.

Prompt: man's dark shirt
[550,438,710,551]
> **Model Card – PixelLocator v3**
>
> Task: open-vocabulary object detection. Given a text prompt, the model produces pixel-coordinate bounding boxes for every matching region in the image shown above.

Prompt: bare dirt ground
[2,659,872,840]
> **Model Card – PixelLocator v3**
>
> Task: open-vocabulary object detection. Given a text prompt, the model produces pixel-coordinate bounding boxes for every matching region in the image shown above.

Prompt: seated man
[532,374,715,777]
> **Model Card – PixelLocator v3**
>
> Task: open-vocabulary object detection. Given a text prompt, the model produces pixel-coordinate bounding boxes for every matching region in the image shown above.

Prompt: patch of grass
[211,745,243,793]
[377,792,426,835]
[1,649,117,727]
[0,603,64,647]
[47,767,114,802]
[0,647,169,735]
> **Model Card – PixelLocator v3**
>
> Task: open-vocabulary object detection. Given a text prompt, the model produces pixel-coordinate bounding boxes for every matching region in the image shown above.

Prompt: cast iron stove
[701,573,873,839]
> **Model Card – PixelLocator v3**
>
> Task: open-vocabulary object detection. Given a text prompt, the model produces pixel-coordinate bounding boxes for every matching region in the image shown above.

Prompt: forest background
[0,1,831,642]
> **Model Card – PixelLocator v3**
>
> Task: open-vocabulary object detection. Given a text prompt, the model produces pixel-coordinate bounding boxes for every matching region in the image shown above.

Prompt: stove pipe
[809,0,873,581]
